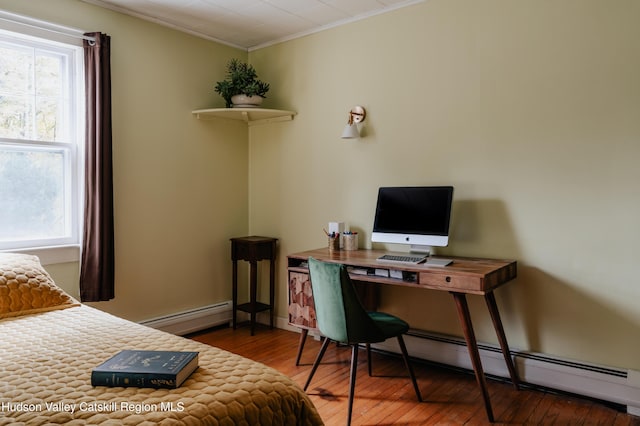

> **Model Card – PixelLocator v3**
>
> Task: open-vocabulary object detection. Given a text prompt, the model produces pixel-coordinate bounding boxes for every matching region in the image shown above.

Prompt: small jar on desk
[343,232,358,251]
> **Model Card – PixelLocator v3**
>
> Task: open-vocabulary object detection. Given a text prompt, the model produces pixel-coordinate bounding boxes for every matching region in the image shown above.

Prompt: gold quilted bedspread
[0,305,323,425]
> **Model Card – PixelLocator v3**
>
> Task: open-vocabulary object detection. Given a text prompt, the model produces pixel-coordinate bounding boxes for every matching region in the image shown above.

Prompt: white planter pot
[231,94,263,108]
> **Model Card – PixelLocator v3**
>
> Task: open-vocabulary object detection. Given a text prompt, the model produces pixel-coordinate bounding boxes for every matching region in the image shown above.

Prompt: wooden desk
[231,236,277,336]
[287,248,518,422]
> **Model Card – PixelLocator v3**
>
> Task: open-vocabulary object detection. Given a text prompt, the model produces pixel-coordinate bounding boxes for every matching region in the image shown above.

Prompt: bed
[0,253,324,425]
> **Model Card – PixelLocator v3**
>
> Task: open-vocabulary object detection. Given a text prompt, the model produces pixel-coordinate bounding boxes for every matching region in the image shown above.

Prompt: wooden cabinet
[287,271,316,329]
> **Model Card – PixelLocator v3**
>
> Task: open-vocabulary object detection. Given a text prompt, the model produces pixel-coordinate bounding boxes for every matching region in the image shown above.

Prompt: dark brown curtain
[80,32,114,302]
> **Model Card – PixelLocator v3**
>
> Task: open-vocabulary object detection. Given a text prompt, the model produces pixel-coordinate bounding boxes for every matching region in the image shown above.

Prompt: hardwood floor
[189,326,639,425]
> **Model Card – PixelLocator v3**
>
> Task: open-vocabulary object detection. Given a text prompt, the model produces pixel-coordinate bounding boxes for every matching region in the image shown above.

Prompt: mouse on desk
[426,258,453,267]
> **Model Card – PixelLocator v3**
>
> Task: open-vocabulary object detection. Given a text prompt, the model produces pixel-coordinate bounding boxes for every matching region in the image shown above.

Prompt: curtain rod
[0,10,96,42]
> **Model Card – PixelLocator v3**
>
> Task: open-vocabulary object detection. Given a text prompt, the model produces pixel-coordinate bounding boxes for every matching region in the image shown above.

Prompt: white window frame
[0,19,85,265]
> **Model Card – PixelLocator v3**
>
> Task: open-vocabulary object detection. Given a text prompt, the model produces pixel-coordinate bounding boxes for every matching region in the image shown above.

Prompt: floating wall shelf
[192,108,296,126]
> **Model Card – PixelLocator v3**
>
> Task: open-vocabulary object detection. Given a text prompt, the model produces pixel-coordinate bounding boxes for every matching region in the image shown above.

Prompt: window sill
[3,245,80,265]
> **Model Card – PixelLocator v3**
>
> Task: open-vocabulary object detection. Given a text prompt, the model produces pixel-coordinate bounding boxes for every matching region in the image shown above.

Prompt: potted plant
[214,59,270,108]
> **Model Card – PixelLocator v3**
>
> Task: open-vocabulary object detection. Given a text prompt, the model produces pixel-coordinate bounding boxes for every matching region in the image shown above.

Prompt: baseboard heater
[139,301,232,336]
[371,328,640,416]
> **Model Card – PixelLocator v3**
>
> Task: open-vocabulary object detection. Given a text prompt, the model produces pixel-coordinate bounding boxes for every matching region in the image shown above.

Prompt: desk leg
[295,328,308,366]
[249,260,258,336]
[232,260,238,330]
[451,292,494,423]
[485,291,520,390]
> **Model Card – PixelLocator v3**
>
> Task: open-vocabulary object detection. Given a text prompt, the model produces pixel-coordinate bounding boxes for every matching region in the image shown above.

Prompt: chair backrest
[308,257,385,344]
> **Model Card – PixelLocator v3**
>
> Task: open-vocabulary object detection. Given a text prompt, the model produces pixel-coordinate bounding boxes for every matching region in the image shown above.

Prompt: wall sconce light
[341,106,366,139]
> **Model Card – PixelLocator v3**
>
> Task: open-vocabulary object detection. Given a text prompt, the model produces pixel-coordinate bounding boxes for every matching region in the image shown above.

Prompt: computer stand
[409,244,431,256]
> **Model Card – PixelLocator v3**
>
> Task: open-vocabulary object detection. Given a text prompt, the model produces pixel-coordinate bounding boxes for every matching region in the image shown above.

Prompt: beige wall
[249,0,640,371]
[0,0,250,321]
[2,0,639,373]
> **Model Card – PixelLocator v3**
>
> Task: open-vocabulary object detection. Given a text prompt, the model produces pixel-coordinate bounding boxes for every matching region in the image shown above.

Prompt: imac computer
[372,186,454,265]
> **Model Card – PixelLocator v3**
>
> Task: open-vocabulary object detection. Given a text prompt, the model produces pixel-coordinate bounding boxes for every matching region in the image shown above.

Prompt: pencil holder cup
[328,235,340,252]
[343,234,358,251]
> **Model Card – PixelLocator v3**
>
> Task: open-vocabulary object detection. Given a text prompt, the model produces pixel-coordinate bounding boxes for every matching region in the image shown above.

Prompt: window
[0,28,84,257]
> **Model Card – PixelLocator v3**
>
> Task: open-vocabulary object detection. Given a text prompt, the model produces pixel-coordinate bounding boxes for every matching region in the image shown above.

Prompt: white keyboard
[376,254,426,265]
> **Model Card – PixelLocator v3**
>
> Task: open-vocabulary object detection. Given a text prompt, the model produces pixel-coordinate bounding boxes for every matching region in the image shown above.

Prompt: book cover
[91,350,199,389]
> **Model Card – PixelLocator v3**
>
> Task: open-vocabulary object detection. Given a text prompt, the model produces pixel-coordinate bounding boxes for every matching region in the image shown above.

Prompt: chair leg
[347,344,359,426]
[397,335,422,402]
[366,343,372,376]
[303,336,331,391]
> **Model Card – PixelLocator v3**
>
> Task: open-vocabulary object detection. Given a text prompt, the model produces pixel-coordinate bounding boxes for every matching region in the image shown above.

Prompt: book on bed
[91,350,199,389]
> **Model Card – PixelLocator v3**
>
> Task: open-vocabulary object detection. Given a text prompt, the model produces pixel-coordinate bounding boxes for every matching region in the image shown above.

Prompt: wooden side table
[230,236,277,335]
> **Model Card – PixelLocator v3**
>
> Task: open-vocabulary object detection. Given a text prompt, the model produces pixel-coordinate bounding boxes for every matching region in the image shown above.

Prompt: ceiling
[80,0,424,50]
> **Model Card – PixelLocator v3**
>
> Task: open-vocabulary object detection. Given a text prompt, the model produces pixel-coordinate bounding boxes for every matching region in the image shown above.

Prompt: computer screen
[371,186,454,251]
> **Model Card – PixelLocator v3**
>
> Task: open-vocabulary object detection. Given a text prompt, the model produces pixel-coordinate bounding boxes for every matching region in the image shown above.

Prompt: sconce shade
[341,106,366,139]
[341,123,360,139]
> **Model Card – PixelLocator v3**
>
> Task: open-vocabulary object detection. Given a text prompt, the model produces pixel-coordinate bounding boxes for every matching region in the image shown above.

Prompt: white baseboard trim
[139,301,232,336]
[626,369,640,416]
[372,329,640,416]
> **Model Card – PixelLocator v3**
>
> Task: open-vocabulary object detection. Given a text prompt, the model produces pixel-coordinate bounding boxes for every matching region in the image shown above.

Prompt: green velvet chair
[303,257,422,425]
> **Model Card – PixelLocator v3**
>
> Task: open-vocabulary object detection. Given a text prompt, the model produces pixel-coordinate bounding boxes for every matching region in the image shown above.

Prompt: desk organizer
[343,233,358,251]
[328,235,340,251]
